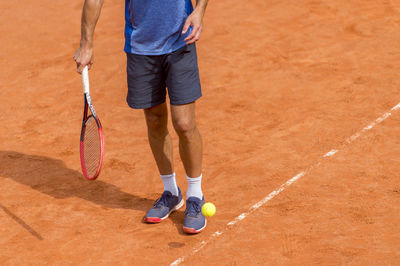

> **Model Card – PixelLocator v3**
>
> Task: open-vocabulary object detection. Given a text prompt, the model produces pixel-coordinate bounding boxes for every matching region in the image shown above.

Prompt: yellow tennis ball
[202,202,216,217]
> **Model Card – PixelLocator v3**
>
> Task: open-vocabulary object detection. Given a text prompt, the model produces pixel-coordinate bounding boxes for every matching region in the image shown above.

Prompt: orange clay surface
[1,0,400,265]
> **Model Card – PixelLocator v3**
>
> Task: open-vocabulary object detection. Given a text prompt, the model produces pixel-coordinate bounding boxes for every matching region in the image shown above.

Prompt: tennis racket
[80,66,104,180]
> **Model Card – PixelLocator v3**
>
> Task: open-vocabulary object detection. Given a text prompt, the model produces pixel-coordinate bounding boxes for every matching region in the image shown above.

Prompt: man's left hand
[182,9,205,44]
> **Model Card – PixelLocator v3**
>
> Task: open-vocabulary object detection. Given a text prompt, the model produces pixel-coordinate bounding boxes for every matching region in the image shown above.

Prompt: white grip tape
[82,66,90,94]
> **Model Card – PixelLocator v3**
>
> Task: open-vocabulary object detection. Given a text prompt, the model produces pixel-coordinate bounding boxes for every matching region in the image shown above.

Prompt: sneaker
[144,188,184,223]
[183,197,206,234]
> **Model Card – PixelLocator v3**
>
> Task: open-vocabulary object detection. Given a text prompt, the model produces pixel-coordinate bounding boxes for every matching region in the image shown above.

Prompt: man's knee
[144,109,168,137]
[173,118,196,140]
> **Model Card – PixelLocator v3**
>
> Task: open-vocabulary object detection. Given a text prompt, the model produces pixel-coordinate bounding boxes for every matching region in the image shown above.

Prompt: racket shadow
[0,151,153,211]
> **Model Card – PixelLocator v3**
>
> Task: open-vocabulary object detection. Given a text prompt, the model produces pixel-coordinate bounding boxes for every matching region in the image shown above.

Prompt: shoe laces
[153,192,172,208]
[185,199,201,217]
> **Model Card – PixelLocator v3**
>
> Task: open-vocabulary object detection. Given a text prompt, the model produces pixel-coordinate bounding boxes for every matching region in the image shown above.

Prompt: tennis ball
[201,202,216,217]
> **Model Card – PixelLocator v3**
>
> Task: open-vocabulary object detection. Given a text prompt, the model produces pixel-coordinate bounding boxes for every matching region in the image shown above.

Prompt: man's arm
[182,0,209,45]
[73,0,104,73]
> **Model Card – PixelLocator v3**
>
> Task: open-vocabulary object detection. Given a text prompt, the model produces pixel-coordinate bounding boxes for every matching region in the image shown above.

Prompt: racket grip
[82,66,90,94]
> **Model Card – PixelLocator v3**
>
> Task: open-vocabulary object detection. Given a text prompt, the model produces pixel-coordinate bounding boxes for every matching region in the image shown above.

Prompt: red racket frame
[80,95,105,180]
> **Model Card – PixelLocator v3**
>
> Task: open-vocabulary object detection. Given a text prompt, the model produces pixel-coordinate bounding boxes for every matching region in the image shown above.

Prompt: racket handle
[82,66,90,94]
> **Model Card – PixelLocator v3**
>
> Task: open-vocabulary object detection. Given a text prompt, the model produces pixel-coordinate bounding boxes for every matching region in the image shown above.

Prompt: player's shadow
[169,211,187,235]
[0,151,153,211]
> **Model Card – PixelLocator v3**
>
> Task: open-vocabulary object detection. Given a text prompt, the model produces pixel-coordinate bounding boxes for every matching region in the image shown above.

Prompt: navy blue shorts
[126,44,202,109]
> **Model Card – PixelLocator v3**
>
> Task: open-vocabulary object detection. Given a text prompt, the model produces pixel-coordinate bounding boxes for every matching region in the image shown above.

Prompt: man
[74,0,208,234]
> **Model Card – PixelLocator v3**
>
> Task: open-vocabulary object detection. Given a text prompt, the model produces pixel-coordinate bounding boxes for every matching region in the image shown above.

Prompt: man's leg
[171,102,206,234]
[143,102,174,175]
[170,102,202,179]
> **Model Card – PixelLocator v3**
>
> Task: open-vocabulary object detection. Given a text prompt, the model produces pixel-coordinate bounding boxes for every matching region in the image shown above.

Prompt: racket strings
[83,116,101,178]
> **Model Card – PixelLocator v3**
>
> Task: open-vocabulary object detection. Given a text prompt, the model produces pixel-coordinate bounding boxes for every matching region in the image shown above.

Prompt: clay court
[1,0,400,264]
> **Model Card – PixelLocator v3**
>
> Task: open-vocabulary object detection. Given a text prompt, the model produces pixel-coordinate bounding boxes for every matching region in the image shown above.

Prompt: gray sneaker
[183,197,206,234]
[144,188,184,223]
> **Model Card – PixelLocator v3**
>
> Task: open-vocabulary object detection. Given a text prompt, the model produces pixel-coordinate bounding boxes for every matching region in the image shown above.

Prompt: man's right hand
[74,0,104,73]
[74,45,94,74]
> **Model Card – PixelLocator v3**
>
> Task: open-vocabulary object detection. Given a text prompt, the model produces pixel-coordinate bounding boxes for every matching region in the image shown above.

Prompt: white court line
[323,149,338,157]
[170,102,400,266]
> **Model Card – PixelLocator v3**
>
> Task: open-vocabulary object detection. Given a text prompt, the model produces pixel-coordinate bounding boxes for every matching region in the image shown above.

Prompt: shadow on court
[0,203,43,240]
[0,151,153,211]
[169,210,187,236]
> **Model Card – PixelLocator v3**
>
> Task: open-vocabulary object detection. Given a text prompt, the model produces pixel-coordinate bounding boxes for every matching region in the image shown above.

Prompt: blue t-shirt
[124,0,194,55]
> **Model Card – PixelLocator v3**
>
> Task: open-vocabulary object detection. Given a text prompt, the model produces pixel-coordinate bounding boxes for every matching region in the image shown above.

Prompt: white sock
[186,174,203,200]
[160,173,179,196]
